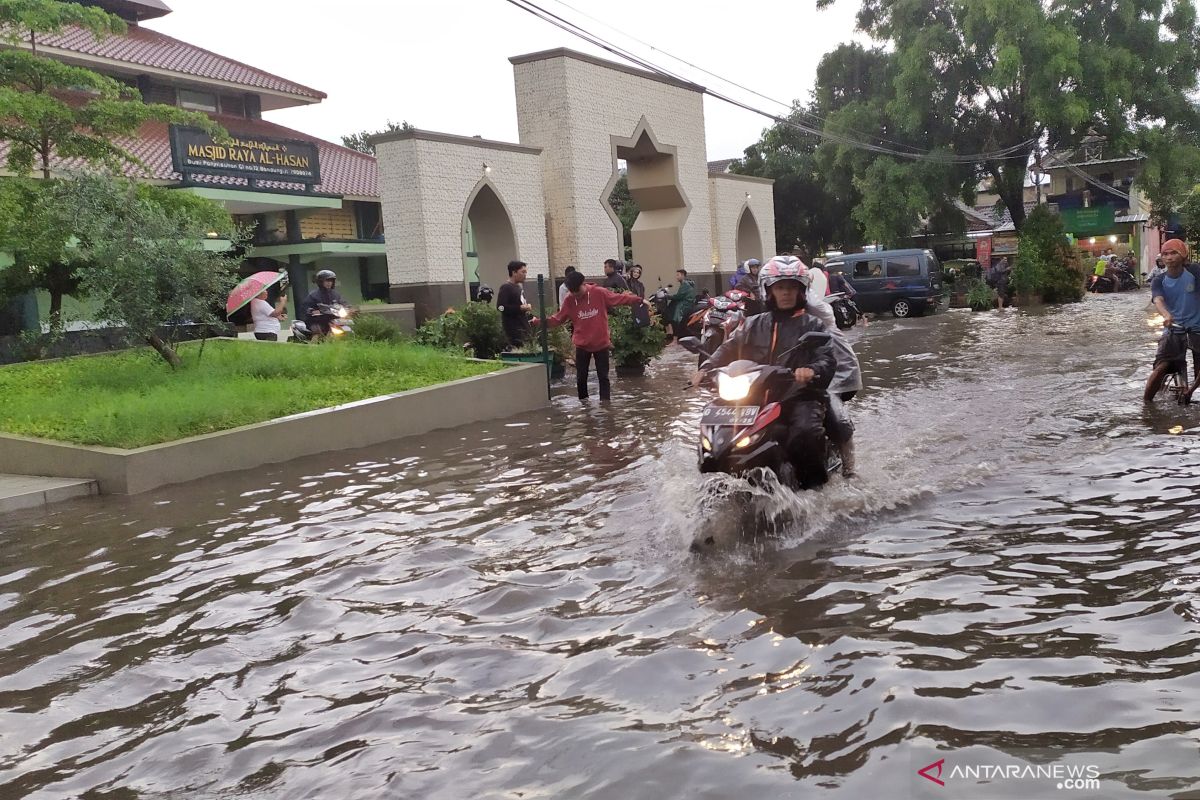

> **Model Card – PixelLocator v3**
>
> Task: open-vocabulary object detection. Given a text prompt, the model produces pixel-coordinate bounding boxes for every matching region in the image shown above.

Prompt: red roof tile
[30,24,325,101]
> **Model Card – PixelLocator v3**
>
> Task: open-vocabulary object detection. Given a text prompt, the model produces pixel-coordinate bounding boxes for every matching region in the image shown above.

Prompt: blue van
[823,249,944,318]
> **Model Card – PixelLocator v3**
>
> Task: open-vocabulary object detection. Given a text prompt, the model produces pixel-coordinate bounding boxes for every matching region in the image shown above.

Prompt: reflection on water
[4,293,1200,798]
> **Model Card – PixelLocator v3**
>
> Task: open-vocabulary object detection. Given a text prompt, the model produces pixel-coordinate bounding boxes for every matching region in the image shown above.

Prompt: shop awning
[1115,213,1150,224]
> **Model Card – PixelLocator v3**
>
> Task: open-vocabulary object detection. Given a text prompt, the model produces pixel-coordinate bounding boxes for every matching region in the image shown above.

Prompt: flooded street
[5,291,1200,799]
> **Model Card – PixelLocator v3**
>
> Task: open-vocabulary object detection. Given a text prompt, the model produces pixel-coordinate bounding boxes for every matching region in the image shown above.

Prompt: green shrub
[415,308,466,350]
[608,305,666,369]
[966,279,994,311]
[353,313,405,344]
[458,302,507,359]
[1012,205,1084,304]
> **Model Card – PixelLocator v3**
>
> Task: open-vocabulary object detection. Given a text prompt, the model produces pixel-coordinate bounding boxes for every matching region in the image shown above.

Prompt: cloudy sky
[148,0,866,160]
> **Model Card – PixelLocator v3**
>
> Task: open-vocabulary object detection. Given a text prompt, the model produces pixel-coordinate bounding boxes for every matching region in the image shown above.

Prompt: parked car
[823,249,945,318]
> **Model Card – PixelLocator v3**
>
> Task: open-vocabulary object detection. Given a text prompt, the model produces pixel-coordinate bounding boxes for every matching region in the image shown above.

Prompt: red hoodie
[537,285,644,352]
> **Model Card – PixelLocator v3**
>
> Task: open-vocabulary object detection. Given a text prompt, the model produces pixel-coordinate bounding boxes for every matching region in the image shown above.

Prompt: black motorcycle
[681,333,842,489]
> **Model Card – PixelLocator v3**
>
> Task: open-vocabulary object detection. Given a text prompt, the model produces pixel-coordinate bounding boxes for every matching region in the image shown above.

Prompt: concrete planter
[0,363,547,495]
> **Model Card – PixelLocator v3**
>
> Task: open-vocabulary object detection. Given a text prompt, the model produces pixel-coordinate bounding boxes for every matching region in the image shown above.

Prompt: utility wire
[541,0,931,155]
[503,0,1038,163]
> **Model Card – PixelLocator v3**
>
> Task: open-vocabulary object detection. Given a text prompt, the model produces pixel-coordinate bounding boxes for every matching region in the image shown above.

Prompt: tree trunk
[48,290,63,334]
[147,333,182,369]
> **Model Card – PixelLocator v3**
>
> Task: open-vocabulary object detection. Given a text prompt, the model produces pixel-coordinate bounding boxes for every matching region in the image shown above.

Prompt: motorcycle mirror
[677,336,704,355]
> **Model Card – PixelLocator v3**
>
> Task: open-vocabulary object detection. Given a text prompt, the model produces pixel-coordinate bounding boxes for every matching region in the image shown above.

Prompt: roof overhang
[250,242,386,264]
[176,186,342,214]
[12,45,323,111]
[99,0,172,21]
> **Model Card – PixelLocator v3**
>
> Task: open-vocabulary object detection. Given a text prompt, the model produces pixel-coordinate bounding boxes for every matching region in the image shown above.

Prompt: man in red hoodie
[533,270,651,401]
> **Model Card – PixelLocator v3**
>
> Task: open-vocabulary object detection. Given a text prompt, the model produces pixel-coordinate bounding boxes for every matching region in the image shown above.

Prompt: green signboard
[1059,206,1115,236]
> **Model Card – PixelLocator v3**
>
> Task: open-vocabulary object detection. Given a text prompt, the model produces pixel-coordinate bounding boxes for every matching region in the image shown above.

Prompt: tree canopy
[0,0,222,328]
[341,120,414,154]
[799,0,1200,239]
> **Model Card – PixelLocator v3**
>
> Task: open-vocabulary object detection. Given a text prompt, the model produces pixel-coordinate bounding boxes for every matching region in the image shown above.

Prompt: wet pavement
[3,292,1200,799]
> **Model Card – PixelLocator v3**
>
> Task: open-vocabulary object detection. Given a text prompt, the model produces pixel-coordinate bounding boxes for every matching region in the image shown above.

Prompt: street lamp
[483,163,492,175]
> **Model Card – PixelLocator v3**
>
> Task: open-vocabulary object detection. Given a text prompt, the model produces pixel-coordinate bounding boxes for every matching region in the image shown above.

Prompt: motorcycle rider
[691,257,837,488]
[795,258,863,477]
[300,269,346,336]
[734,258,763,315]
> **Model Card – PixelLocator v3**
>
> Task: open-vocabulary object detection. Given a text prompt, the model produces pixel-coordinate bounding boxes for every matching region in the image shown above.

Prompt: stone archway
[735,205,762,265]
[463,180,519,294]
[600,118,690,291]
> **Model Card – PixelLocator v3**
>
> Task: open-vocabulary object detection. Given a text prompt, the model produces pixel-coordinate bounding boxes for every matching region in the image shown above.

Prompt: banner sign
[1059,206,1115,236]
[169,125,321,185]
[975,236,992,267]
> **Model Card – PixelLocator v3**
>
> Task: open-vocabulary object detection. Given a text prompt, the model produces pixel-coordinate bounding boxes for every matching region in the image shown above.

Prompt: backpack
[985,266,1000,288]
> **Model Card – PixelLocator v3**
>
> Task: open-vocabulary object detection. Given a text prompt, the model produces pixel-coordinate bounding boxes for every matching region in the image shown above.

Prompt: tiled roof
[5,112,378,199]
[29,24,325,101]
[708,158,737,174]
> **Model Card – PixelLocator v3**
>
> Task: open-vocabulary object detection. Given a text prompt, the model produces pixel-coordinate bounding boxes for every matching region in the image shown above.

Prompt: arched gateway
[373,49,775,321]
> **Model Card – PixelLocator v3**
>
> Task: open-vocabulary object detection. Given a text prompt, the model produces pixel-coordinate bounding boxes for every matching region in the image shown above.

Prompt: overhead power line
[541,0,930,155]
[502,0,1038,164]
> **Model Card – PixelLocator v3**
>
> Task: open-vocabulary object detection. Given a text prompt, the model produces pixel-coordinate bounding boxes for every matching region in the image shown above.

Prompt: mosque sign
[169,125,321,185]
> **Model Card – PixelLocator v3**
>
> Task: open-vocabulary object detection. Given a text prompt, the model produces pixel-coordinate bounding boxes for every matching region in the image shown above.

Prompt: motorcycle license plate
[702,405,760,426]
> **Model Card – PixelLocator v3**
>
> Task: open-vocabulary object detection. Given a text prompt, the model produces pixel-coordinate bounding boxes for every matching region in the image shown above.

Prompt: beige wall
[709,173,775,270]
[299,207,356,239]
[513,50,713,291]
[374,133,549,294]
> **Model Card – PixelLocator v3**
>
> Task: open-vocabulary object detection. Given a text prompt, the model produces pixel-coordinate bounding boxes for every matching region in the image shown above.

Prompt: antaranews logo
[915,758,1100,791]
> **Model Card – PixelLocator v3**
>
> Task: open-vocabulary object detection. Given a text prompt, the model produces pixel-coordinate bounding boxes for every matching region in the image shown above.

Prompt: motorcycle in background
[291,303,354,342]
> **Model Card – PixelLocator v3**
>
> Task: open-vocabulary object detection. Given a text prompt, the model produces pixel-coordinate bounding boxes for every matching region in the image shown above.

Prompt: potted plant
[608,305,666,377]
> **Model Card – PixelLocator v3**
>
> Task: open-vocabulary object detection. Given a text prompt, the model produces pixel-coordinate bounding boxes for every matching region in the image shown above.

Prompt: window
[178,89,217,112]
[220,94,246,117]
[886,255,921,277]
[1066,177,1077,192]
[854,260,883,279]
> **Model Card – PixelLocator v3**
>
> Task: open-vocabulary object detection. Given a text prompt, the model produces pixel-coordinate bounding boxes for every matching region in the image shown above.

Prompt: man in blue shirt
[1146,239,1200,402]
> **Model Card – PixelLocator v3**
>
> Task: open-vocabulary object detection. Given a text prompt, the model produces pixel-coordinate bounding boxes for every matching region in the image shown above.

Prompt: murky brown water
[4,292,1200,799]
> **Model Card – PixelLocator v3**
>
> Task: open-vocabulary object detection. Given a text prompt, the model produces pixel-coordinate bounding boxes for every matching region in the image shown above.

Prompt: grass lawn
[0,339,499,448]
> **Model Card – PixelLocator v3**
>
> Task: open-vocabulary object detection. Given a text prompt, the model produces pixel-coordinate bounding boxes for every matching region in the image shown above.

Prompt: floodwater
[4,292,1200,799]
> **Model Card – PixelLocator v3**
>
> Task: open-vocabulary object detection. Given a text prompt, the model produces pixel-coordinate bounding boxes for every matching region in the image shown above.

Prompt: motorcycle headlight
[717,371,758,401]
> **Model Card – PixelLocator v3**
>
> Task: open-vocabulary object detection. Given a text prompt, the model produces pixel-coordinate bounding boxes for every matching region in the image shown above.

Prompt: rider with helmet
[797,259,862,476]
[734,258,763,315]
[300,269,346,336]
[691,256,837,488]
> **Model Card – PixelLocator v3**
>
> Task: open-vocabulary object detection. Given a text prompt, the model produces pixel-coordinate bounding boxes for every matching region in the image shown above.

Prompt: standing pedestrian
[496,260,532,349]
[602,259,629,292]
[251,289,286,341]
[532,270,650,401]
[627,264,646,298]
[558,266,576,307]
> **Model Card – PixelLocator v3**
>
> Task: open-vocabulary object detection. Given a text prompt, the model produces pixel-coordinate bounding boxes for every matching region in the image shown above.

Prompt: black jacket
[300,287,344,319]
[603,274,629,292]
[496,281,531,346]
[627,277,645,298]
[702,309,836,401]
[734,272,762,314]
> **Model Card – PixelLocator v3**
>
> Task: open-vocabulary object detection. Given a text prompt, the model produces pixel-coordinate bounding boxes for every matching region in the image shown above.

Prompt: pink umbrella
[227,271,287,319]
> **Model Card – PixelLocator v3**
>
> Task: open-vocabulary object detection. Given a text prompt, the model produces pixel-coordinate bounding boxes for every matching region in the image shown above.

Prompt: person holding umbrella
[227,271,289,338]
[251,288,287,341]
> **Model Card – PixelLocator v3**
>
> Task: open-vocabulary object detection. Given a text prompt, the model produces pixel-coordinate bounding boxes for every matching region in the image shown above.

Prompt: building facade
[1,0,385,327]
